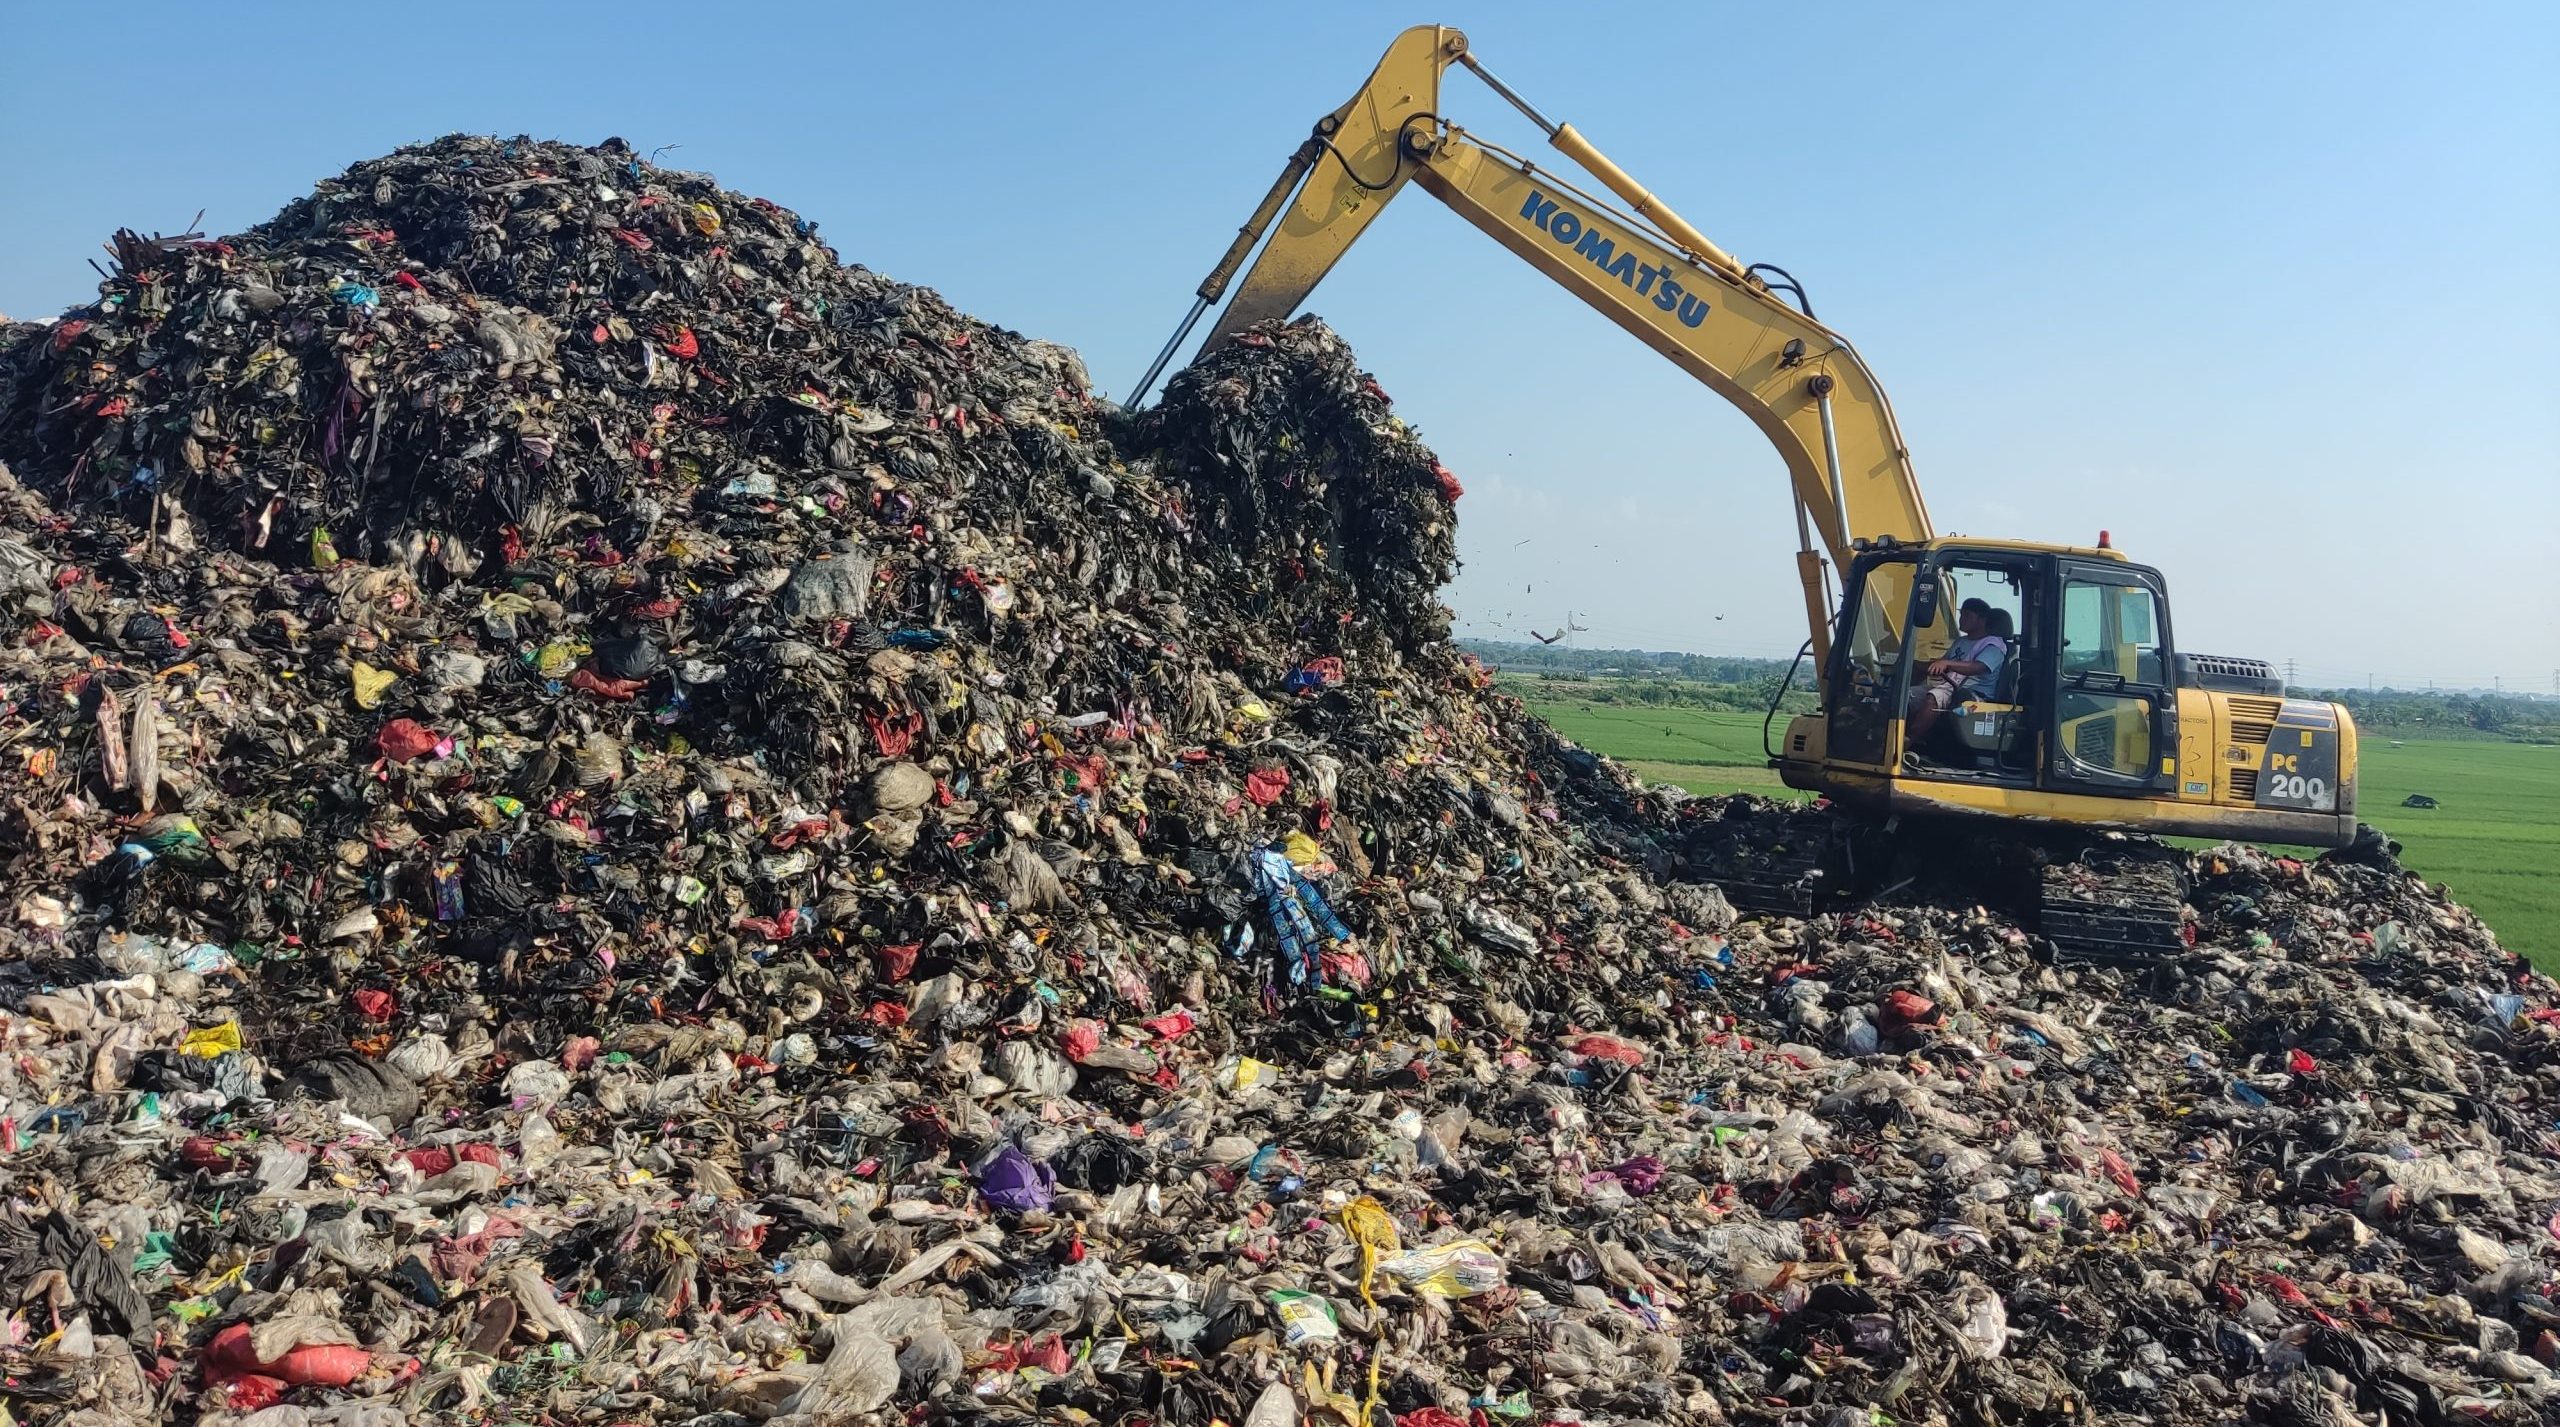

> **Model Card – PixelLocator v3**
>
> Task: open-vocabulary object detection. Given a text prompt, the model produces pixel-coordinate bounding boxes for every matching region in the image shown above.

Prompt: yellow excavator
[1134,24,2360,955]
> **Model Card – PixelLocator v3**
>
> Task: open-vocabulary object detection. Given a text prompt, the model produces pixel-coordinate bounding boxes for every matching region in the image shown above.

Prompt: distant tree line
[1462,640,1798,684]
[1466,642,2556,742]
[1504,675,1819,714]
[2306,687,2559,743]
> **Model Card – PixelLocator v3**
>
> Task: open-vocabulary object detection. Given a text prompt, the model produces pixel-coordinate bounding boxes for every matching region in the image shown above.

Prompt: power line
[2286,665,2552,692]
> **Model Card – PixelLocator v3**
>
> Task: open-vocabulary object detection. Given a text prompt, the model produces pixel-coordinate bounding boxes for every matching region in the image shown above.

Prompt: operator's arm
[1928,640,2004,682]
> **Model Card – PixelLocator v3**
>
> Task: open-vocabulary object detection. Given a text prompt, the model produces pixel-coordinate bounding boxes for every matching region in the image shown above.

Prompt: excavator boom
[1136,25,1932,679]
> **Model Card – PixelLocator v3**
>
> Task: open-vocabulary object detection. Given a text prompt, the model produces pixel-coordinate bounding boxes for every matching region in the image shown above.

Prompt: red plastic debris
[2099,1148,2142,1197]
[1880,990,1940,1026]
[569,667,646,701]
[1569,1033,1646,1066]
[1244,765,1291,806]
[204,1323,374,1391]
[865,709,922,758]
[375,718,440,762]
[404,1143,500,1177]
[180,1136,247,1172]
[984,1332,1072,1375]
[735,908,803,940]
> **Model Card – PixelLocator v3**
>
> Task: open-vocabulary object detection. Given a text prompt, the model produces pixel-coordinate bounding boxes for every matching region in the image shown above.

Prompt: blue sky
[5,2,2553,691]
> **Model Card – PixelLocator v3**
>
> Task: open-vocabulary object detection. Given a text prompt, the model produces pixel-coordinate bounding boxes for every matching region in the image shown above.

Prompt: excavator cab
[1817,538,2194,803]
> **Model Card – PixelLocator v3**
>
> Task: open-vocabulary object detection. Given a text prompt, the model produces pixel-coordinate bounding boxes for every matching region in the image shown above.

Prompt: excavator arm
[1134,25,1934,679]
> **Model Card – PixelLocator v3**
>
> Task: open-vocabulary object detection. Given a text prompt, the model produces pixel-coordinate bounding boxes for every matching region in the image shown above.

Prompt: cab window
[2118,586,2164,684]
[1843,561,1916,667]
[2054,573,2167,782]
[2062,579,2164,683]
[2061,582,2104,675]
[1826,556,1919,765]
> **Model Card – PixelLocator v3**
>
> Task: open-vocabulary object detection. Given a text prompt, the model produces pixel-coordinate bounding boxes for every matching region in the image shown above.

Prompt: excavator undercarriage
[1678,802,2192,962]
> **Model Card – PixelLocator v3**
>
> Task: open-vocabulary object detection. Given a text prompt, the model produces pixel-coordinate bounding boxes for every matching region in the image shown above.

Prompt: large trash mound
[0,137,2553,1427]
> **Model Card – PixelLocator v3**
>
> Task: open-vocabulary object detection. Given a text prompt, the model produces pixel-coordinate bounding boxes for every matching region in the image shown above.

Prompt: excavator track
[1675,800,1839,919]
[1712,843,1830,920]
[1677,804,2193,960]
[2033,844,2190,963]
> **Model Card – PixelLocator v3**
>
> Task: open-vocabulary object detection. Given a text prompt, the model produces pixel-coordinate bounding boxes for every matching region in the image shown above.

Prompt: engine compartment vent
[2226,694,2283,746]
[2178,653,2285,696]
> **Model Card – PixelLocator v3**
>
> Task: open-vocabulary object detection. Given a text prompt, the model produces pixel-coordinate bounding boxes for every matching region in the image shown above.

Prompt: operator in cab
[1906,597,2008,754]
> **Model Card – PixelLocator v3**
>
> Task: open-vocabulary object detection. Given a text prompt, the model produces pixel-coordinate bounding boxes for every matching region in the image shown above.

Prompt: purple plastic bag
[978,1144,1057,1212]
[1611,1155,1666,1196]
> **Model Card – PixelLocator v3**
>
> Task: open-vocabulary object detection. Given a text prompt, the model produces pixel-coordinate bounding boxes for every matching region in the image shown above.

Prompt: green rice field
[1523,698,2560,969]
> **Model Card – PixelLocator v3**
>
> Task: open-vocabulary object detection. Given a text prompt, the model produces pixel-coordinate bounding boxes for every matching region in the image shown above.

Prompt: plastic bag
[1339,1195,1401,1305]
[1269,1289,1340,1346]
[978,1144,1057,1212]
[179,1021,242,1058]
[1949,1281,2011,1360]
[1376,1239,1507,1299]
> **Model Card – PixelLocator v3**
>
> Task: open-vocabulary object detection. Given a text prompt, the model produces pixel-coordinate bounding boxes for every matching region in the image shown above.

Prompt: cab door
[1824,553,1921,769]
[2043,562,2180,797]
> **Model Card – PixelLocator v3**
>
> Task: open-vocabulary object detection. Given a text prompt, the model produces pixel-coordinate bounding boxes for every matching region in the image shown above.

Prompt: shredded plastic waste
[0,136,2551,1427]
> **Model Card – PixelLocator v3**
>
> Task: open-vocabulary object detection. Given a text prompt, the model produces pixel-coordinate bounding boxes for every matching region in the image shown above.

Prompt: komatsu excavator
[1135,25,2362,956]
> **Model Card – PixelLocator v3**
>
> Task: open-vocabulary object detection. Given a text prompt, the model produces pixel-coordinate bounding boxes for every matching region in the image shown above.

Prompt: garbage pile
[0,137,2554,1427]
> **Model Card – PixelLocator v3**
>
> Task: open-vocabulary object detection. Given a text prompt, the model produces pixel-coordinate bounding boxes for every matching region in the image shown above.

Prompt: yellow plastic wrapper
[1282,831,1336,876]
[1338,1195,1400,1306]
[1377,1239,1508,1299]
[1218,1055,1280,1091]
[351,661,397,709]
[534,641,588,678]
[179,1021,242,1058]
